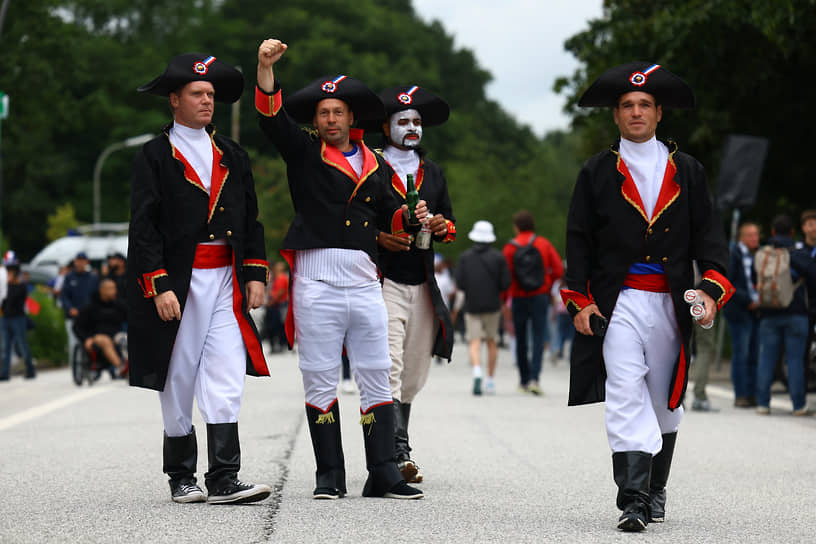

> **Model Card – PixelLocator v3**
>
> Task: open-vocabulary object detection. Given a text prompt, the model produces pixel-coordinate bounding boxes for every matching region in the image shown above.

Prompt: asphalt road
[1,342,814,543]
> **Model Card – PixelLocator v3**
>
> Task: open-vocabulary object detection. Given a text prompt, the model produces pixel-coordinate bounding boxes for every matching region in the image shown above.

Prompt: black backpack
[511,235,544,291]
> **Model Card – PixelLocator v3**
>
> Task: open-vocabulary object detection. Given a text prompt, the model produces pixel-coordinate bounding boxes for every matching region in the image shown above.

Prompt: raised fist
[258,39,288,67]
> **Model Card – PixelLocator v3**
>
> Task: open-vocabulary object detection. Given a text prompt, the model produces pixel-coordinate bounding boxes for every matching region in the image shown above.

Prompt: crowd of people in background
[721,211,816,416]
[2,207,815,418]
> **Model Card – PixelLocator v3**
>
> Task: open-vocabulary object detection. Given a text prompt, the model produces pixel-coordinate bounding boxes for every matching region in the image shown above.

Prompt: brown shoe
[734,396,752,408]
[398,460,420,483]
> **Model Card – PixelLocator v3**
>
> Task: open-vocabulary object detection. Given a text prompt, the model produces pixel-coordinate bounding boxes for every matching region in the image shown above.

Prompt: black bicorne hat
[283,75,385,124]
[138,53,244,104]
[578,62,695,109]
[378,85,450,128]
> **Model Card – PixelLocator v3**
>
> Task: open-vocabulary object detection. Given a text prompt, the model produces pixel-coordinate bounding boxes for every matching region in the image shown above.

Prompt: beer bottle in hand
[406,174,419,224]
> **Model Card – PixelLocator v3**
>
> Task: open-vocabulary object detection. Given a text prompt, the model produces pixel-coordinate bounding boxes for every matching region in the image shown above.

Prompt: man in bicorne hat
[255,38,425,500]
[130,53,272,504]
[364,85,456,484]
[560,62,734,531]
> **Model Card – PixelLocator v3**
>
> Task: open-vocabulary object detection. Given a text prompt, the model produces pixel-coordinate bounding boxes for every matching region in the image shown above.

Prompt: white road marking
[0,385,115,431]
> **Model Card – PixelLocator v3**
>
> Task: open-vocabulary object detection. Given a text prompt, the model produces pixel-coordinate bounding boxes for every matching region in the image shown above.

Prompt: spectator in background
[434,254,456,311]
[550,274,574,362]
[502,210,564,395]
[455,221,510,395]
[0,251,10,364]
[755,214,811,416]
[60,252,99,363]
[73,278,128,378]
[265,262,289,353]
[105,253,128,304]
[723,222,761,408]
[434,255,456,365]
[1,262,36,380]
[799,210,816,392]
[48,263,71,301]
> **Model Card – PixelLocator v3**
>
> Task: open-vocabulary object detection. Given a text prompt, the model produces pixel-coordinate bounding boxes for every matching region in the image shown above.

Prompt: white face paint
[388,108,423,149]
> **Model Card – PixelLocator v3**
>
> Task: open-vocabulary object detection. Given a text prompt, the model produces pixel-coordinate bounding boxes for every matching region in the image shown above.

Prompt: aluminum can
[416,214,433,249]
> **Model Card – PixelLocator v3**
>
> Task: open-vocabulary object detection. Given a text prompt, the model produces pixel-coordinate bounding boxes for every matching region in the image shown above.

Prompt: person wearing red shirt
[502,210,564,394]
[265,262,290,352]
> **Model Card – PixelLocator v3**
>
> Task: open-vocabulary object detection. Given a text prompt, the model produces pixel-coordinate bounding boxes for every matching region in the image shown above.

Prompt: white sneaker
[792,406,813,416]
[484,381,496,395]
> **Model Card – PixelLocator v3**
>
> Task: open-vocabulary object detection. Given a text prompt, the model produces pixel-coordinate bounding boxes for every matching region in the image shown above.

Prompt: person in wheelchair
[73,278,128,379]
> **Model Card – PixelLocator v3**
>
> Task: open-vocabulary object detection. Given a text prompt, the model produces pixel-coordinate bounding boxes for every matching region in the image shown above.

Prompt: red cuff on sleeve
[441,219,456,243]
[255,86,282,117]
[139,269,168,298]
[560,288,594,314]
[701,269,735,310]
[391,208,406,235]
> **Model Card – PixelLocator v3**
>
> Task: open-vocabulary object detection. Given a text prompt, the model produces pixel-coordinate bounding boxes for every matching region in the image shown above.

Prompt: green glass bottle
[406,174,419,224]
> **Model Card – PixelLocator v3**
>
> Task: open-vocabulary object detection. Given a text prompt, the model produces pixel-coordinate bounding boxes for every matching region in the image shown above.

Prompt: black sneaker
[170,479,206,503]
[473,377,482,396]
[383,481,424,500]
[313,486,344,500]
[617,503,648,532]
[207,477,271,504]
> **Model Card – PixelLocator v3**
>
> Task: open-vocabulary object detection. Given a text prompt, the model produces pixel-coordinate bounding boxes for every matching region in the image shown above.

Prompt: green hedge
[28,288,68,366]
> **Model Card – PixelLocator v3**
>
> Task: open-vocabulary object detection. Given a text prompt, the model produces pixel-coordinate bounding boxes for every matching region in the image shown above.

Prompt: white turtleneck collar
[169,122,214,193]
[383,145,420,187]
[618,136,668,220]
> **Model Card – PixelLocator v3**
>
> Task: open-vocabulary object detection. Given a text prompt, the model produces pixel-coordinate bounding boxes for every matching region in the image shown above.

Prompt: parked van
[23,223,128,284]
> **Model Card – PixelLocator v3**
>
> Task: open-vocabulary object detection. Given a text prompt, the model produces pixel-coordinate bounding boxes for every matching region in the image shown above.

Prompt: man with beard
[255,38,425,500]
[561,62,733,531]
[130,53,271,504]
[367,86,455,484]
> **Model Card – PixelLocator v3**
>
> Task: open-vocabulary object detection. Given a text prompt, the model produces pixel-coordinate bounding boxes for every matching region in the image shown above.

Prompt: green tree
[556,0,816,227]
[46,202,79,241]
[1,0,581,267]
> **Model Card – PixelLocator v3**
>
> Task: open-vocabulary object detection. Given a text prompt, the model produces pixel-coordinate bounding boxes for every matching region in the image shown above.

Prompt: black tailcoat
[563,140,734,410]
[255,85,413,346]
[127,124,269,391]
[378,151,456,360]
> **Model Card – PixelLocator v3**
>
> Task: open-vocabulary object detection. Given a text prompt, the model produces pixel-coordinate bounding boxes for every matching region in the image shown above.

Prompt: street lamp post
[92,133,153,225]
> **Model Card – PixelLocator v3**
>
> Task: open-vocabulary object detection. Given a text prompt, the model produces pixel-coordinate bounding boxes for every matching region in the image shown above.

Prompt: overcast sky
[412,0,604,137]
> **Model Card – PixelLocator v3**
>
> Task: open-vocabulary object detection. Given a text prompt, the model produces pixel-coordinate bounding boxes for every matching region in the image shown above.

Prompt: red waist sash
[622,273,670,293]
[193,244,232,269]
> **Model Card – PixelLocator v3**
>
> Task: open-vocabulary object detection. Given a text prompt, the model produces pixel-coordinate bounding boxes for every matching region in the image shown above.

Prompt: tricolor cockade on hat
[578,62,695,109]
[137,53,244,104]
[283,74,385,124]
[360,85,450,132]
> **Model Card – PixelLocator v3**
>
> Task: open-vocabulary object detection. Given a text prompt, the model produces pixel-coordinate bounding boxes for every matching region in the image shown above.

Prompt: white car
[23,223,128,284]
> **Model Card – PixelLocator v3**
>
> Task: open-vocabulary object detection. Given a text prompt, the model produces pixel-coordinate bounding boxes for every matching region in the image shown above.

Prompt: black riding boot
[306,401,347,499]
[612,451,652,532]
[649,432,677,522]
[204,423,271,504]
[393,400,411,462]
[361,403,423,499]
[394,401,422,483]
[163,426,205,503]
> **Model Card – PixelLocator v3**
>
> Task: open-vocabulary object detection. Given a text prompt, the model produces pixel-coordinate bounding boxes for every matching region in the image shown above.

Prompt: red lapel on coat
[208,137,229,223]
[170,145,208,194]
[169,136,230,224]
[319,131,380,204]
[648,152,680,226]
[615,146,681,226]
[388,159,425,200]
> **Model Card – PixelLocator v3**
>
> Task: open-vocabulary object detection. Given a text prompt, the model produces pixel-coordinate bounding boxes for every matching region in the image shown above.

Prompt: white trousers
[293,276,392,412]
[603,289,683,455]
[159,266,246,437]
[383,279,437,403]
